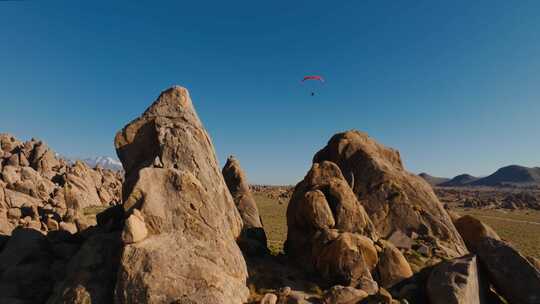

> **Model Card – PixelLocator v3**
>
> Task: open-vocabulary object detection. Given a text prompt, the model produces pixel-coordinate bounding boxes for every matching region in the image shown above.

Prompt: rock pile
[285,159,413,302]
[114,86,249,303]
[0,134,122,236]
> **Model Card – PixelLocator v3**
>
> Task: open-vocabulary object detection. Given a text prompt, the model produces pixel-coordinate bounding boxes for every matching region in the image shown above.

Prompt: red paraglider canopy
[302,75,324,82]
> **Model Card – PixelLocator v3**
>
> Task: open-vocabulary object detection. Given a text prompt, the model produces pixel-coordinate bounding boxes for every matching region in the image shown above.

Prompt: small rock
[286,292,308,304]
[59,221,78,234]
[280,286,292,296]
[121,209,148,244]
[7,208,21,219]
[46,218,59,231]
[323,285,368,304]
[26,220,42,231]
[417,244,430,256]
[388,230,413,250]
[357,276,378,295]
[260,293,278,304]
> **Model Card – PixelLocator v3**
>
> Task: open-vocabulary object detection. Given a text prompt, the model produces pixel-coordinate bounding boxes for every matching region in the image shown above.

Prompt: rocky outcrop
[222,155,267,255]
[285,161,378,286]
[113,86,249,303]
[426,255,486,304]
[0,133,123,236]
[476,237,540,304]
[453,215,500,253]
[312,130,467,258]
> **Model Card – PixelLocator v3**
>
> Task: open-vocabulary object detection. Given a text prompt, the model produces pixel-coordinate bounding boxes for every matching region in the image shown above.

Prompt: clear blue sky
[1,1,539,184]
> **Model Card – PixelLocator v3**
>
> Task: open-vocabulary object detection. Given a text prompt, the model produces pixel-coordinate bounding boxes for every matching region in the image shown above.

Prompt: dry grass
[253,193,288,254]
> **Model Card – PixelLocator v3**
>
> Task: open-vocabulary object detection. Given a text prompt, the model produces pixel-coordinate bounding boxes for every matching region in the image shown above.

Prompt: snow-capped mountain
[58,154,123,171]
[82,156,123,171]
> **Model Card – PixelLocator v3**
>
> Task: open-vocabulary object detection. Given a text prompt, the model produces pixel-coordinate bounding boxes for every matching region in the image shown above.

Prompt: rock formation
[475,237,540,304]
[313,130,467,258]
[222,155,267,255]
[286,160,379,286]
[113,86,249,303]
[0,133,122,236]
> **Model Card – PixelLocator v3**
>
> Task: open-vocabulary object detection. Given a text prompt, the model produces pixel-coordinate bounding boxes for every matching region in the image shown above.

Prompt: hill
[440,174,479,187]
[419,173,450,186]
[472,165,540,187]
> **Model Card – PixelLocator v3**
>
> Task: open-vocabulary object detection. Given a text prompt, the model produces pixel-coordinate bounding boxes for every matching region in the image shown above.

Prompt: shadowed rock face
[476,238,540,304]
[286,161,379,286]
[427,255,487,304]
[114,86,248,303]
[313,130,467,258]
[222,155,267,255]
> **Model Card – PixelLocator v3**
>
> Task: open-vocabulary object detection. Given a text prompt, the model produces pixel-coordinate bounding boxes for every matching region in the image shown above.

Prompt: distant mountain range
[420,165,540,188]
[81,156,123,171]
[58,155,123,171]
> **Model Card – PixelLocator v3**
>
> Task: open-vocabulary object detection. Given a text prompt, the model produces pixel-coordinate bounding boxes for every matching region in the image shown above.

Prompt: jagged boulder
[222,155,267,255]
[286,161,378,286]
[476,237,540,304]
[427,254,486,304]
[313,130,467,258]
[114,86,248,303]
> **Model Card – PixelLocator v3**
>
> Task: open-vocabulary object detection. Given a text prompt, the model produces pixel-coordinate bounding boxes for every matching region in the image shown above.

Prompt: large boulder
[286,161,378,286]
[222,155,267,254]
[114,86,248,303]
[427,254,487,304]
[476,237,540,304]
[313,130,467,258]
[376,241,413,288]
[453,215,500,253]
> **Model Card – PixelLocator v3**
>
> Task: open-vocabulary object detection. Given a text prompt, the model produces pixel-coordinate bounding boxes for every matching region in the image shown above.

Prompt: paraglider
[302,75,324,96]
[302,75,324,82]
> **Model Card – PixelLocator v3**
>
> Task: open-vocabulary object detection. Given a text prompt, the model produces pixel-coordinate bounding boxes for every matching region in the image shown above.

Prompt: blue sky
[1,1,539,184]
